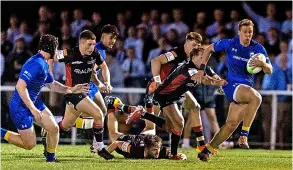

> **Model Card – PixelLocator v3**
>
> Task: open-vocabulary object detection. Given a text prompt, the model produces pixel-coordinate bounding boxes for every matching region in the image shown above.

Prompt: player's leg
[75,96,114,160]
[182,112,192,148]
[38,108,59,162]
[183,92,206,150]
[234,85,262,148]
[59,105,82,131]
[198,103,245,161]
[204,107,220,137]
[163,104,184,158]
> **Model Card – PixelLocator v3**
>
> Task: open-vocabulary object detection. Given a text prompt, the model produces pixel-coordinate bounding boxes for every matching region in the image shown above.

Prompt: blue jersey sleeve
[19,62,41,84]
[257,45,271,64]
[213,39,231,52]
[45,72,54,84]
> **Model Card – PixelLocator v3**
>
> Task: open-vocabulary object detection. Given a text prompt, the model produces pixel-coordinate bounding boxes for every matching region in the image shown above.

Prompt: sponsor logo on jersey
[188,69,198,76]
[74,68,93,74]
[72,61,83,64]
[233,56,249,62]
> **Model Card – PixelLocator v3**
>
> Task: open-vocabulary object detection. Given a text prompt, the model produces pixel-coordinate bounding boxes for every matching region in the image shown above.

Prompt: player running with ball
[195,19,273,161]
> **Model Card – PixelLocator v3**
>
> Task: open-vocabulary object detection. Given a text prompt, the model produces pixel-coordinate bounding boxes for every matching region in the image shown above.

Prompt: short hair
[79,30,96,40]
[190,47,204,59]
[238,19,254,30]
[186,32,202,43]
[144,135,162,149]
[101,24,119,37]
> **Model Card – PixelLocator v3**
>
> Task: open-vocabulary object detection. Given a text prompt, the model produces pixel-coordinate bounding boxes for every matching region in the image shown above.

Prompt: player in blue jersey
[87,24,119,152]
[195,19,273,161]
[0,35,88,162]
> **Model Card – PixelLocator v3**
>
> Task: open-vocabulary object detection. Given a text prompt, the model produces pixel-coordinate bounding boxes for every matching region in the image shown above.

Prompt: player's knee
[173,117,184,130]
[24,141,36,150]
[252,92,262,105]
[49,124,59,134]
[92,112,104,122]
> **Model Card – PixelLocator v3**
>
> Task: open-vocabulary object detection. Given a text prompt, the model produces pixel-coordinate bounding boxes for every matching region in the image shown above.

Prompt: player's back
[214,36,268,86]
[10,53,50,106]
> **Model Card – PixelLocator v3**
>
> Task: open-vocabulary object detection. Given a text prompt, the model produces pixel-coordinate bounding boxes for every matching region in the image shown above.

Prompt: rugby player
[43,30,114,160]
[128,47,227,159]
[195,19,272,161]
[0,34,88,162]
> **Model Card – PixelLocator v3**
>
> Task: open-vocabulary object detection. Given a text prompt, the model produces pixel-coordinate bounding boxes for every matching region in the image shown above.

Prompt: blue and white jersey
[213,36,271,86]
[10,53,54,107]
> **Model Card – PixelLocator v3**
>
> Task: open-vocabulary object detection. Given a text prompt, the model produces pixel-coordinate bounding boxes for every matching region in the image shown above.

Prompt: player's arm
[91,63,109,93]
[200,75,227,87]
[94,51,112,93]
[107,141,131,153]
[205,66,221,80]
[151,51,177,84]
[16,79,39,112]
[250,46,273,74]
[47,80,89,94]
[107,111,123,142]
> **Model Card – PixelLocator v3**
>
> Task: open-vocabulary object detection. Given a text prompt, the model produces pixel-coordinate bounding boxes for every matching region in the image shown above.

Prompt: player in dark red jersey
[128,47,227,159]
[43,30,114,160]
[146,32,213,159]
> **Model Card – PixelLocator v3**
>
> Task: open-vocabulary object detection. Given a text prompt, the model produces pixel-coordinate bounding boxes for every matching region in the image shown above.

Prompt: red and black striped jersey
[160,46,187,81]
[115,134,146,159]
[156,61,216,97]
[56,47,104,87]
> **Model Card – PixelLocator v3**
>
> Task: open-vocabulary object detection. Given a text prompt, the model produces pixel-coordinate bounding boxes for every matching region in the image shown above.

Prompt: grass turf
[1,144,292,170]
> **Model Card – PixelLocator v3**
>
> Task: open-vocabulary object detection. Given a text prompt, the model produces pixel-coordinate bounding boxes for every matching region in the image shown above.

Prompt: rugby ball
[247,53,266,74]
[177,153,187,160]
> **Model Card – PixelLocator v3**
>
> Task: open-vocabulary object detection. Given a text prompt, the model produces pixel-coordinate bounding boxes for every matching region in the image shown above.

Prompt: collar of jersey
[96,41,107,50]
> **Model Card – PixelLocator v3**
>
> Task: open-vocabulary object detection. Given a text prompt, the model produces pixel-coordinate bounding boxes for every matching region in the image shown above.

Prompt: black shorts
[64,93,87,110]
[154,93,183,109]
[197,100,216,110]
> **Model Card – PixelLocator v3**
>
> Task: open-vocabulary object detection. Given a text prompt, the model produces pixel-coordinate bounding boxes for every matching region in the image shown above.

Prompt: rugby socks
[46,147,56,162]
[93,124,105,151]
[193,125,205,146]
[240,126,250,137]
[145,103,154,114]
[171,130,182,156]
[141,112,166,128]
[117,104,136,114]
[202,144,214,155]
[1,128,12,141]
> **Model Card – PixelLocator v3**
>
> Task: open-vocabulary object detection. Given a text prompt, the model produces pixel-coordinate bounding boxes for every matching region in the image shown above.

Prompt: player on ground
[129,47,227,159]
[88,24,119,152]
[0,35,88,162]
[103,96,183,159]
[195,19,273,161]
[147,32,212,158]
[44,30,114,160]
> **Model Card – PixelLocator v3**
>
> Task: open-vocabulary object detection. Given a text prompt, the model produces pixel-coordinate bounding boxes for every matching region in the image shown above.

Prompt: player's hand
[193,70,205,83]
[30,107,42,122]
[98,83,108,93]
[249,56,265,67]
[213,79,228,87]
[71,83,89,94]
[104,82,113,93]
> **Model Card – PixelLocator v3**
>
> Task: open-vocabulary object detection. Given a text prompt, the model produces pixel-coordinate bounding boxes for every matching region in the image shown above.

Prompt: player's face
[185,40,201,57]
[238,25,253,45]
[80,39,96,55]
[102,33,117,49]
[147,142,162,159]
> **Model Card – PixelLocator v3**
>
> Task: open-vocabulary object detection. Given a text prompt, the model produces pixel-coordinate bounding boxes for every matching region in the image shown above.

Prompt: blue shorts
[222,81,250,103]
[89,82,99,100]
[9,99,46,130]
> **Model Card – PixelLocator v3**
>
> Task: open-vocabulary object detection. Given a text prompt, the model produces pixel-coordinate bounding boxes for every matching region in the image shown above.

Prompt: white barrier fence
[1,86,292,150]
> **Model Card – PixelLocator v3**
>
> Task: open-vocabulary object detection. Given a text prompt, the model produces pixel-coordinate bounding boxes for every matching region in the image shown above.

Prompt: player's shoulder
[250,40,266,50]
[170,46,184,56]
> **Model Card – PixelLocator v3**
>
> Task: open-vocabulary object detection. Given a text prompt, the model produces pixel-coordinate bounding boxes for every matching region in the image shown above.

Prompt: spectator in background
[124,26,142,60]
[38,6,57,35]
[136,26,148,61]
[60,10,70,26]
[137,12,151,35]
[206,9,224,37]
[267,27,280,55]
[71,9,89,38]
[30,22,49,53]
[125,9,134,26]
[242,2,281,36]
[121,47,145,105]
[281,9,292,38]
[146,37,171,78]
[5,37,32,83]
[149,9,160,26]
[0,53,4,78]
[275,40,292,70]
[91,12,103,39]
[1,31,13,57]
[160,12,171,35]
[211,24,228,43]
[226,10,240,36]
[261,53,292,149]
[193,24,206,38]
[7,15,20,43]
[166,28,179,47]
[14,21,33,45]
[114,37,126,64]
[255,33,270,50]
[60,24,77,48]
[116,12,127,38]
[168,8,189,43]
[194,12,207,31]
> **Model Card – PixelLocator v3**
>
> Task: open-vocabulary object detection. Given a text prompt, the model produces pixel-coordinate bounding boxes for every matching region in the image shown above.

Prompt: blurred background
[1,1,292,150]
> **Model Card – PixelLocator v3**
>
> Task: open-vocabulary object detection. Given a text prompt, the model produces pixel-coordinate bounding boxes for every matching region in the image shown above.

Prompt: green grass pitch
[1,144,292,170]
